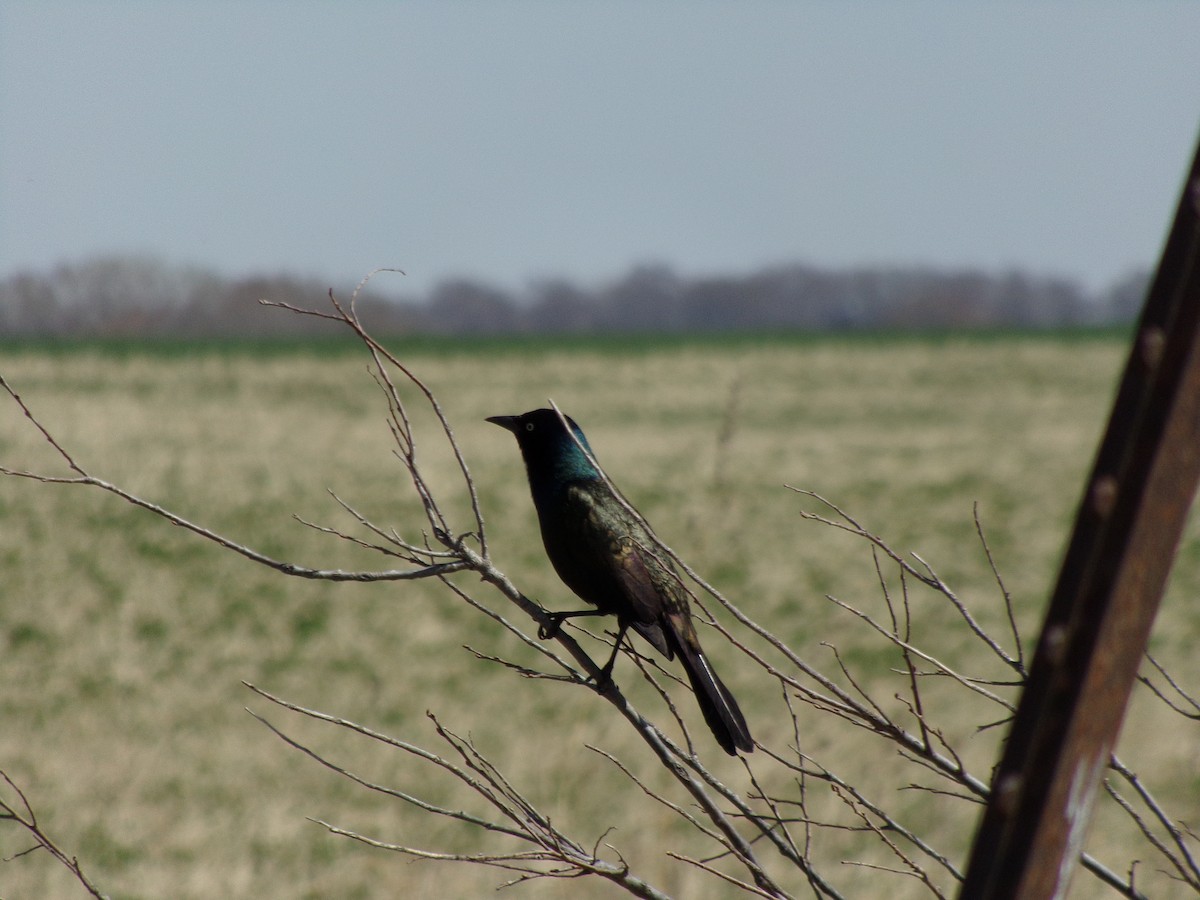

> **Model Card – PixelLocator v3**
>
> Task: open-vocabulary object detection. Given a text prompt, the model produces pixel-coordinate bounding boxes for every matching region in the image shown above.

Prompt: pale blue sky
[3,2,1199,299]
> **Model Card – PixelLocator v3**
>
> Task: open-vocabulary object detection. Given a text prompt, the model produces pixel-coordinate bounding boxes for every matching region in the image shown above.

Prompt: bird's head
[487,408,600,482]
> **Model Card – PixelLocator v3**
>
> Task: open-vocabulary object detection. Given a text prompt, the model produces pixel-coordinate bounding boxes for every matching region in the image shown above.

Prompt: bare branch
[0,768,109,899]
[246,683,675,899]
[1139,653,1200,720]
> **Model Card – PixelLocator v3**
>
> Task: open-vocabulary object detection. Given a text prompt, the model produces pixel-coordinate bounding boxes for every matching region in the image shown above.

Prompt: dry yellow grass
[0,333,1195,899]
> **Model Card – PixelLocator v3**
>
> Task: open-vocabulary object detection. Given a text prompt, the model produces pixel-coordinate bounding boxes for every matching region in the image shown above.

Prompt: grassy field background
[1,330,1196,899]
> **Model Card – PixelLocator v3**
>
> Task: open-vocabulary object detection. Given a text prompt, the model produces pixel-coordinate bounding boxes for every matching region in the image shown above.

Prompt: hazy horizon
[4,3,1199,299]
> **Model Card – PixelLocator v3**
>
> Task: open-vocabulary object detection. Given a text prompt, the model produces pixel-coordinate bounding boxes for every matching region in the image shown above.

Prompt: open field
[1,330,1196,899]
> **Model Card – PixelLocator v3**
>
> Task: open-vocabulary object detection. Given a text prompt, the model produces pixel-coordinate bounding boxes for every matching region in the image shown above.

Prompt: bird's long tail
[673,635,754,755]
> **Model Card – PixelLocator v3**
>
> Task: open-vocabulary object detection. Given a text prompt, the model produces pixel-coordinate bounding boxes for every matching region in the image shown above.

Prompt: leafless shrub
[1,283,1194,898]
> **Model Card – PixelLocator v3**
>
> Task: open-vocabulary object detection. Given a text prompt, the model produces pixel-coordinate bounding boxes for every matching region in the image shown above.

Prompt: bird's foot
[538,612,569,641]
[578,662,616,691]
[586,633,625,691]
[590,660,617,691]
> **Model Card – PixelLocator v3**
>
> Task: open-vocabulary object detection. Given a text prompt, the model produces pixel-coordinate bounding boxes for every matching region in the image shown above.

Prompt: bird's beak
[486,415,520,433]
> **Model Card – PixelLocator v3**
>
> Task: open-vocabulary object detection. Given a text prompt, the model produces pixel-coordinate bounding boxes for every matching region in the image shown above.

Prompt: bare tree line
[0,255,1149,338]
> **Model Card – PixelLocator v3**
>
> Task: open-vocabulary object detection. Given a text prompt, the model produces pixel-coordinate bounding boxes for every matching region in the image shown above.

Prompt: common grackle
[488,408,753,755]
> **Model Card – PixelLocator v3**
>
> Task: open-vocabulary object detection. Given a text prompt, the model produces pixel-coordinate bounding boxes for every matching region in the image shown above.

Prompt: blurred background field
[1,330,1196,899]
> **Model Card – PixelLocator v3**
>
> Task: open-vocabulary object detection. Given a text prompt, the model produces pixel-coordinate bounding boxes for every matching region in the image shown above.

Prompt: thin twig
[0,768,109,899]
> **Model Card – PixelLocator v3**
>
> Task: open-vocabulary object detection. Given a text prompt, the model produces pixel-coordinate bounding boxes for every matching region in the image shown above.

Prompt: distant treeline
[0,255,1150,337]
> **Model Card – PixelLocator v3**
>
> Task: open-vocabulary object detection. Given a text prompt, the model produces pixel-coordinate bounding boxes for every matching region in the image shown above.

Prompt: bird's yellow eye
[525,422,535,432]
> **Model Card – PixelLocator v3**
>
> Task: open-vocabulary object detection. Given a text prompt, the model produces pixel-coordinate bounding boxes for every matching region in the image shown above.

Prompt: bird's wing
[562,482,673,658]
[608,536,675,658]
[614,525,755,754]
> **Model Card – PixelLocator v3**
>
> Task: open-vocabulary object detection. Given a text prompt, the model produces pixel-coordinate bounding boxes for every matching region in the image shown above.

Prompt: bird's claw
[589,666,616,691]
[538,612,567,641]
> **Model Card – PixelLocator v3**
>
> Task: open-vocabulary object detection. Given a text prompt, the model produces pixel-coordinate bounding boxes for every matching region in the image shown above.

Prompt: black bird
[488,408,753,755]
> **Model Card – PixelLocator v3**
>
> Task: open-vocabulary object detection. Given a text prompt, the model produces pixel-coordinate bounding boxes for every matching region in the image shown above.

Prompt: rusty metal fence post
[959,132,1200,898]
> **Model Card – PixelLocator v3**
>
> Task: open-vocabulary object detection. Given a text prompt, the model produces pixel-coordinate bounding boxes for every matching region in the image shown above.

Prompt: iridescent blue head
[487,408,600,487]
